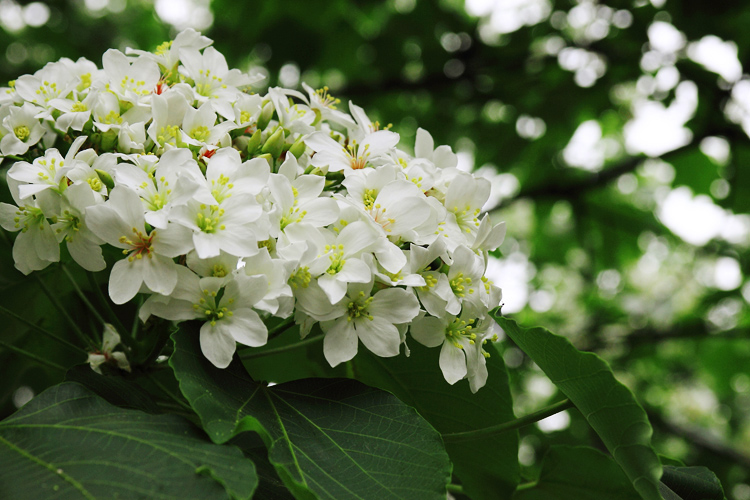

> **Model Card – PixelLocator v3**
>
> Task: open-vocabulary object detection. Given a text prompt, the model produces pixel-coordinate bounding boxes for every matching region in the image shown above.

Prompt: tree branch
[647,406,750,470]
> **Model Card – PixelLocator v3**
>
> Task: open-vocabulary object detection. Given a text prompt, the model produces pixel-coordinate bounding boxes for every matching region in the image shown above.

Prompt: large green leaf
[512,446,641,500]
[658,466,725,500]
[351,338,519,500]
[0,382,257,500]
[495,315,663,500]
[170,325,452,500]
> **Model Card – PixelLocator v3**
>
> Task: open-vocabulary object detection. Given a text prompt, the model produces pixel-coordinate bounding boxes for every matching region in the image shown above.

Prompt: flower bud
[246,129,262,156]
[95,169,115,190]
[261,128,285,158]
[257,101,275,130]
[288,136,306,159]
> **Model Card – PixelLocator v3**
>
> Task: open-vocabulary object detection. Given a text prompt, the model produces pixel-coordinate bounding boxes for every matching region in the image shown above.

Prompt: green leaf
[351,339,519,500]
[658,466,725,500]
[65,364,161,414]
[170,325,452,500]
[0,382,257,500]
[495,315,663,500]
[512,446,641,500]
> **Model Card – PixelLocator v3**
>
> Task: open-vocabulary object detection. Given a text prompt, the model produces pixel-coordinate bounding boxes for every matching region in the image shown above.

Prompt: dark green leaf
[495,315,663,500]
[658,466,725,500]
[0,382,257,500]
[65,364,161,414]
[352,339,519,500]
[170,325,451,500]
[512,445,641,500]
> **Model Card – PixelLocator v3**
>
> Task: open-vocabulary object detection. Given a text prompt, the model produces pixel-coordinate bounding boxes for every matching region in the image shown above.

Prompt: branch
[442,398,574,443]
[486,140,696,214]
[647,406,750,470]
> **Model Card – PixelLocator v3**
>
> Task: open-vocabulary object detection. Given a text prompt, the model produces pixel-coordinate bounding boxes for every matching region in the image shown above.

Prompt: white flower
[320,282,419,366]
[179,46,258,118]
[113,148,212,228]
[51,183,106,272]
[306,128,399,173]
[14,61,78,110]
[6,148,72,200]
[414,127,458,170]
[88,324,131,374]
[0,103,47,156]
[85,186,193,303]
[0,179,60,274]
[101,49,161,104]
[410,314,497,392]
[126,28,212,71]
[143,266,269,368]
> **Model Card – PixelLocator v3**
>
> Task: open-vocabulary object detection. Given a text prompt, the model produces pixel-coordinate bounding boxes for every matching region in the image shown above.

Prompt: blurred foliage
[2,0,750,498]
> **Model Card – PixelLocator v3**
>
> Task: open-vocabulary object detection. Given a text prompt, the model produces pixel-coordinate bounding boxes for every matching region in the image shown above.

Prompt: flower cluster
[0,29,506,392]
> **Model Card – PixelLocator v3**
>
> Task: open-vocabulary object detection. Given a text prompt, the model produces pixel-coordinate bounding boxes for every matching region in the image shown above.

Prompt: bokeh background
[1,0,750,497]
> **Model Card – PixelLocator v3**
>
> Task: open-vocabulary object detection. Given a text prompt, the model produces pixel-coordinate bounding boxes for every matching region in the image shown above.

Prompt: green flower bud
[261,128,285,158]
[246,129,262,155]
[257,101,275,130]
[288,136,306,159]
[95,169,115,190]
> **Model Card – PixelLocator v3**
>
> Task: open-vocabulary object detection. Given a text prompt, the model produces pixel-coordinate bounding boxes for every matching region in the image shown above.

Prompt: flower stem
[266,317,296,341]
[149,375,192,412]
[0,339,66,371]
[239,334,323,360]
[0,304,87,354]
[446,484,464,494]
[85,270,130,341]
[33,273,93,349]
[441,398,575,443]
[61,265,108,339]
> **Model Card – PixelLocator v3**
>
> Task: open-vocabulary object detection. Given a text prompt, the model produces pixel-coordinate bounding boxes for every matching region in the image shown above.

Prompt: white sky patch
[537,410,571,432]
[155,0,213,30]
[688,35,743,83]
[466,0,552,35]
[516,114,546,140]
[700,136,731,165]
[485,253,532,313]
[562,120,621,171]
[648,21,686,54]
[557,47,607,87]
[658,186,750,246]
[624,81,697,157]
[714,257,742,291]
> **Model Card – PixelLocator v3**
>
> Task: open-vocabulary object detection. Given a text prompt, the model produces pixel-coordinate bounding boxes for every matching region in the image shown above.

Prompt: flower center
[346,291,374,321]
[14,125,30,141]
[190,125,210,142]
[445,318,476,349]
[119,227,154,261]
[449,272,472,298]
[193,288,234,326]
[210,174,233,204]
[71,101,87,112]
[196,205,225,234]
[289,266,311,289]
[325,244,346,275]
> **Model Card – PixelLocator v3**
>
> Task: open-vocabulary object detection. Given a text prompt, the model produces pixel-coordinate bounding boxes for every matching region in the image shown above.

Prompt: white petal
[369,288,419,324]
[355,316,401,358]
[323,319,358,367]
[223,308,267,347]
[108,258,144,304]
[67,236,105,272]
[439,341,467,385]
[142,254,178,296]
[409,316,446,348]
[200,322,236,368]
